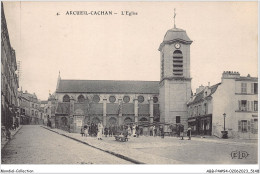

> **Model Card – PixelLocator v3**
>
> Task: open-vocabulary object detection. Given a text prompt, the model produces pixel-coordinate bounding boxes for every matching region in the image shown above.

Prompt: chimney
[222,71,240,79]
[208,82,210,87]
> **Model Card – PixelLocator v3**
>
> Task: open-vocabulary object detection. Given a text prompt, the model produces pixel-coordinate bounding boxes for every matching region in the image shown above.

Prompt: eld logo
[231,150,249,159]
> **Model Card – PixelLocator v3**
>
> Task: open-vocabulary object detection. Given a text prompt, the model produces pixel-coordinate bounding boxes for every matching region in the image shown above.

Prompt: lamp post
[221,113,228,139]
[223,113,226,131]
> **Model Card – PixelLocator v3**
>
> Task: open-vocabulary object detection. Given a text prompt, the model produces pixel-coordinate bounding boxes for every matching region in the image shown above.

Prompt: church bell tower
[158,11,192,129]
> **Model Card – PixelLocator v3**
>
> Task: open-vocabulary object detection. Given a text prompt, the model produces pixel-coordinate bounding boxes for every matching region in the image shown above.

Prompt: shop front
[188,114,212,136]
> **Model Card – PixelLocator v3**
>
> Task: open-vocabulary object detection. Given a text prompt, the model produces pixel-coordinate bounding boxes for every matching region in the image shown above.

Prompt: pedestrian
[94,124,98,136]
[80,126,84,137]
[187,127,192,140]
[5,127,11,140]
[152,125,156,137]
[136,125,139,137]
[179,124,184,140]
[97,122,103,140]
[104,127,108,137]
[154,126,158,136]
[132,124,136,137]
[90,123,94,136]
[84,126,88,137]
[127,126,131,136]
[108,126,112,137]
[160,126,164,139]
[149,126,153,136]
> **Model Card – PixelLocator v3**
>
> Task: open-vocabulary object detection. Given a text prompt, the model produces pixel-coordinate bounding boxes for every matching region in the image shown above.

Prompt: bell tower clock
[158,11,192,129]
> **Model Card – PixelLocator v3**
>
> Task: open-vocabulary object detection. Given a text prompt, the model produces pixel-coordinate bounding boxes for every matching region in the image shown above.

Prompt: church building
[53,20,193,133]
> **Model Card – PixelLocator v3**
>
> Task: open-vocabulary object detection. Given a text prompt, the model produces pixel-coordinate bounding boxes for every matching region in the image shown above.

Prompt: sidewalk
[1,125,23,150]
[41,126,182,164]
[189,135,257,145]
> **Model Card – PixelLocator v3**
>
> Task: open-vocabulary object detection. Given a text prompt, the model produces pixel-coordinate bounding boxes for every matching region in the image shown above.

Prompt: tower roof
[159,27,192,51]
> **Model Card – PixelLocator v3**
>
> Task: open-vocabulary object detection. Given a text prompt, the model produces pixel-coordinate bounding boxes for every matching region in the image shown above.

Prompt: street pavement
[1,125,131,164]
[1,125,258,164]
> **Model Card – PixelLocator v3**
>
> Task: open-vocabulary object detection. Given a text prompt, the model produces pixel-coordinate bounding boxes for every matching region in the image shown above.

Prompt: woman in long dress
[132,124,136,137]
[97,122,103,140]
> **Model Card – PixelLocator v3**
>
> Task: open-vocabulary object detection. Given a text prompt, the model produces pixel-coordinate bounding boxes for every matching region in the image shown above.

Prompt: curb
[1,125,23,150]
[41,126,144,164]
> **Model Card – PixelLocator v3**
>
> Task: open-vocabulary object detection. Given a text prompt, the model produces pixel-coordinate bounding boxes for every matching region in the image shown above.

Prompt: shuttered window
[247,102,250,111]
[254,101,258,111]
[251,119,254,133]
[238,101,241,110]
[251,101,254,111]
[240,120,248,132]
[238,120,242,132]
[241,83,247,93]
[247,120,251,132]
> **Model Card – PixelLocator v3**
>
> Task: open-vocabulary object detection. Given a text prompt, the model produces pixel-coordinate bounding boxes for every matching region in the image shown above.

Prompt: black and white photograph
[1,1,259,173]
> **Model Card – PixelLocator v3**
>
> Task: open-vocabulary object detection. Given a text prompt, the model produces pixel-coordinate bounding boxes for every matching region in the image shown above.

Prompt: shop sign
[188,118,196,122]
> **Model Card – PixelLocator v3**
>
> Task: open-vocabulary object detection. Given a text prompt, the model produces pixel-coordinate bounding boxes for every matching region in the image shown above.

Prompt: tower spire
[174,8,176,28]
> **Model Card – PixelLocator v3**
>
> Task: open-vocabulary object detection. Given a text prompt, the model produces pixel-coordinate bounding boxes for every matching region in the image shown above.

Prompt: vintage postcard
[1,1,259,173]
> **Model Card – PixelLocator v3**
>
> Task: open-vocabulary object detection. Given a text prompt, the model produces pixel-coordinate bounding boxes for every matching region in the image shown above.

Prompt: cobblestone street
[1,125,131,164]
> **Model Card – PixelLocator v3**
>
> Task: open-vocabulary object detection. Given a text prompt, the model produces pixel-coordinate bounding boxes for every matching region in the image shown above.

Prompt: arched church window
[93,95,100,103]
[109,96,116,103]
[78,95,85,103]
[173,50,183,76]
[63,95,70,102]
[138,95,144,103]
[123,96,130,103]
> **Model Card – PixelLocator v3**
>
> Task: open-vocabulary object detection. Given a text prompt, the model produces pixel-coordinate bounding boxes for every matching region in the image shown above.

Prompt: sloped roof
[163,28,192,42]
[56,80,159,94]
[187,83,221,105]
[159,28,192,51]
[235,76,258,81]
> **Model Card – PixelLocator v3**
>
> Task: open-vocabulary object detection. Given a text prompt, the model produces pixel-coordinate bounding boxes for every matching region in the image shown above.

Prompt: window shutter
[238,101,241,111]
[238,120,242,132]
[251,101,254,111]
[247,120,250,132]
[251,119,254,133]
[247,101,250,111]
[251,83,254,94]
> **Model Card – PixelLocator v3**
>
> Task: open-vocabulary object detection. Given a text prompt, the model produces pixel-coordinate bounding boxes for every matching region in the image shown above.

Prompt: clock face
[175,43,181,49]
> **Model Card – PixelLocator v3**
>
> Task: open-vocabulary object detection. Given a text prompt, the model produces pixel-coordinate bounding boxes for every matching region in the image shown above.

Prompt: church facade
[53,25,193,133]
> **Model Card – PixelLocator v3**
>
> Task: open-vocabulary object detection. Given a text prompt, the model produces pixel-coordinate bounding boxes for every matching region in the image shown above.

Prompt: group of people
[1,122,19,141]
[80,122,192,140]
[80,122,119,139]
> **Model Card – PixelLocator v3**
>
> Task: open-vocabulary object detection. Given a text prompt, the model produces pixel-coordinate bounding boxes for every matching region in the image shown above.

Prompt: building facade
[18,91,30,125]
[188,71,258,139]
[1,3,19,129]
[54,76,160,133]
[18,90,44,125]
[187,83,220,136]
[212,71,258,139]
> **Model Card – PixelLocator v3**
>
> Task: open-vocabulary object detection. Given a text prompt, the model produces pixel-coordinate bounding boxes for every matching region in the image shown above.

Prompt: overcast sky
[3,1,258,100]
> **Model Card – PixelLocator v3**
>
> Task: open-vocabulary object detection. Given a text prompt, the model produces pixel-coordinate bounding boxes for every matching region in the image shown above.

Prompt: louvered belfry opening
[173,50,183,76]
